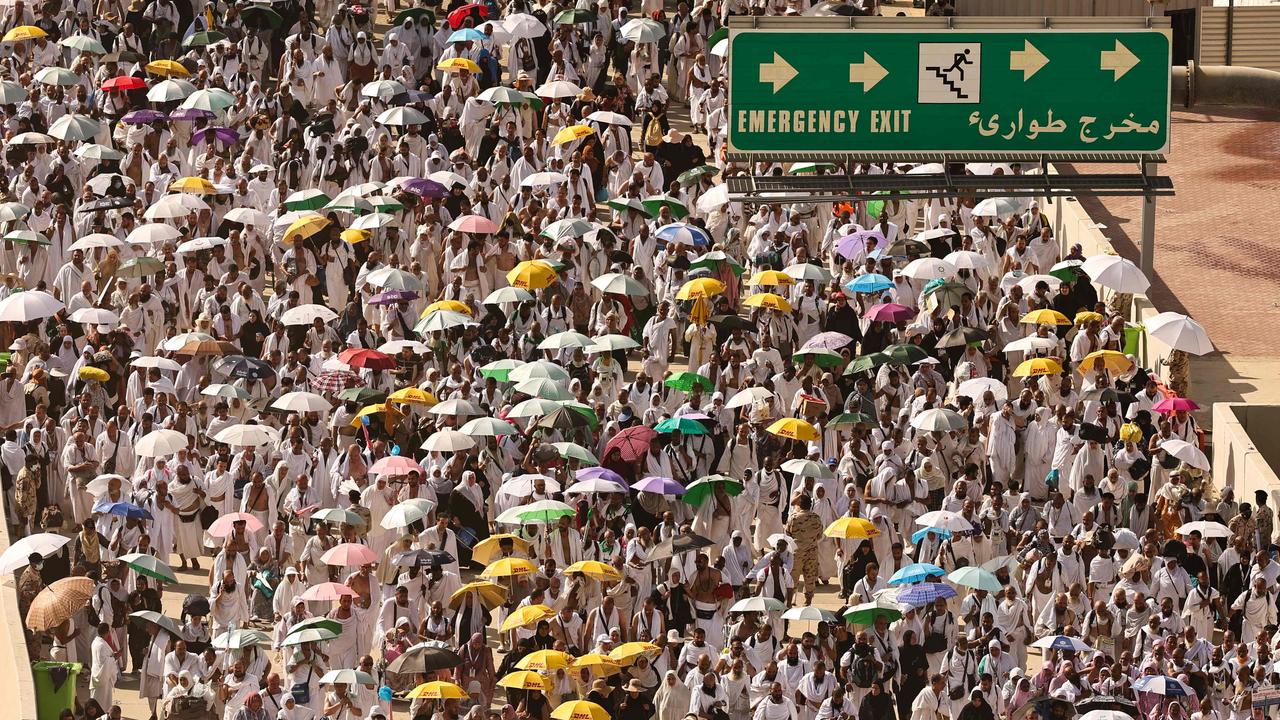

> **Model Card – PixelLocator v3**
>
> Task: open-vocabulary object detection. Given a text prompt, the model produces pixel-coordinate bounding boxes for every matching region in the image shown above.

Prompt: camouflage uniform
[786,509,826,596]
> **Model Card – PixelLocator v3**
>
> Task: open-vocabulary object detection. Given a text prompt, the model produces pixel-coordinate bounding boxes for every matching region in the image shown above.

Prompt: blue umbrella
[654,416,708,435]
[887,562,946,585]
[896,582,958,607]
[910,526,952,544]
[655,222,711,247]
[1132,675,1193,697]
[93,500,153,520]
[845,273,892,294]
[448,28,489,43]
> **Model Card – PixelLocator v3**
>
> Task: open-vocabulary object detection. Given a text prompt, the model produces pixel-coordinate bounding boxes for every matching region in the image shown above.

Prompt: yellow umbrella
[3,26,46,42]
[675,277,725,300]
[1074,310,1105,325]
[388,387,438,406]
[824,516,881,540]
[500,603,555,632]
[608,642,660,666]
[1012,357,1064,378]
[169,176,216,195]
[516,649,575,671]
[563,560,621,581]
[498,671,552,692]
[689,297,711,326]
[78,367,110,382]
[743,292,793,312]
[481,556,538,579]
[1080,350,1134,375]
[748,270,795,287]
[571,653,622,676]
[340,228,370,244]
[421,300,471,317]
[406,681,469,700]
[766,417,819,442]
[551,700,611,720]
[447,581,507,611]
[507,260,557,290]
[145,59,190,78]
[350,403,388,427]
[350,403,405,434]
[552,124,595,146]
[472,534,531,565]
[1020,309,1071,326]
[437,57,480,72]
[283,214,332,245]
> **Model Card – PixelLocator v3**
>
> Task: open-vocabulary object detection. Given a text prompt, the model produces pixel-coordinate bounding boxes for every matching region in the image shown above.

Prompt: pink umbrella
[1152,397,1200,413]
[208,512,264,538]
[299,582,357,602]
[449,214,498,235]
[864,303,915,324]
[369,455,424,476]
[321,542,380,567]
[802,331,854,351]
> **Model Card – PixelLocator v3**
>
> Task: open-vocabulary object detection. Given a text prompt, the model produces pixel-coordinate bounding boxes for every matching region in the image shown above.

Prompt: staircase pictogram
[926,64,968,99]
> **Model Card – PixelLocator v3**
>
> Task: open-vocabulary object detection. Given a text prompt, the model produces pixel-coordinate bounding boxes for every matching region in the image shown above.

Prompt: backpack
[851,650,876,688]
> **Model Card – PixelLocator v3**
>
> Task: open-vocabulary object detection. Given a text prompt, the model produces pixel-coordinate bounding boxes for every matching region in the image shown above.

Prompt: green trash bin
[31,661,80,720]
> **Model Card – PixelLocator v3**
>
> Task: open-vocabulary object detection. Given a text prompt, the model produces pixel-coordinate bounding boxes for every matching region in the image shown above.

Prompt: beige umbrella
[27,577,95,631]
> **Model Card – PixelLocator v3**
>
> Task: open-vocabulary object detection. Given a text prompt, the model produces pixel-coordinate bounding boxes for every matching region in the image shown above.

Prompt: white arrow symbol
[848,52,888,91]
[759,53,798,93]
[1009,40,1049,81]
[1100,40,1139,80]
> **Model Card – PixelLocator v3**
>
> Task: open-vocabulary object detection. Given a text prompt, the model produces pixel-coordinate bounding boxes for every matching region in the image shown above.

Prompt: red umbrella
[338,348,395,370]
[605,426,658,462]
[864,302,915,324]
[311,370,364,393]
[101,75,147,92]
[447,3,489,29]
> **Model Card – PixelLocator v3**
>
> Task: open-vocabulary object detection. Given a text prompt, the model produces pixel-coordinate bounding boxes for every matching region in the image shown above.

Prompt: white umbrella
[1030,635,1094,653]
[1144,312,1213,355]
[281,304,339,326]
[1080,712,1135,720]
[503,474,562,496]
[710,38,728,57]
[565,478,628,494]
[971,196,1027,218]
[503,12,547,39]
[783,263,832,283]
[421,429,476,453]
[376,107,428,126]
[162,332,214,352]
[67,233,123,251]
[1159,438,1210,471]
[429,399,483,417]
[586,111,632,127]
[1175,520,1231,538]
[901,257,957,281]
[943,250,991,274]
[366,267,424,293]
[780,458,834,480]
[537,331,594,350]
[200,383,251,400]
[378,340,429,354]
[1016,273,1060,293]
[136,429,189,457]
[508,360,569,382]
[729,596,786,614]
[271,391,332,413]
[1081,254,1150,294]
[416,310,474,334]
[428,170,469,189]
[620,18,666,42]
[726,387,774,409]
[534,80,581,98]
[147,79,196,102]
[0,290,63,321]
[460,417,519,436]
[508,397,563,418]
[380,498,436,529]
[483,287,535,305]
[520,171,569,188]
[0,533,70,574]
[223,207,271,228]
[956,378,1008,403]
[145,194,208,220]
[1002,336,1060,354]
[48,113,100,142]
[69,308,119,325]
[176,237,227,254]
[126,223,182,245]
[910,408,967,432]
[132,356,182,372]
[590,272,647,296]
[213,424,281,447]
[589,334,639,352]
[351,212,399,230]
[915,510,973,532]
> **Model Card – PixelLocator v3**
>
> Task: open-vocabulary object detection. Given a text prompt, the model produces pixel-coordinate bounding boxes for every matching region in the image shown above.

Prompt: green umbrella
[948,566,1003,592]
[287,617,343,637]
[828,412,875,428]
[182,30,228,48]
[336,387,386,404]
[479,359,524,382]
[281,627,339,645]
[212,629,270,650]
[922,280,969,309]
[689,251,745,277]
[518,91,545,111]
[882,343,931,365]
[654,416,708,435]
[129,610,186,639]
[553,8,597,23]
[393,7,436,26]
[119,552,177,583]
[535,407,591,431]
[1050,259,1084,283]
[515,500,577,524]
[60,34,107,54]
[551,441,597,464]
[843,598,904,625]
[864,191,900,220]
[641,194,688,219]
[561,401,600,429]
[792,348,844,369]
[664,371,713,392]
[3,230,49,246]
[240,4,284,28]
[677,165,719,186]
[707,26,728,47]
[369,195,405,213]
[844,352,891,375]
[117,256,164,278]
[682,475,743,507]
[285,189,331,211]
[787,162,836,175]
[606,197,651,216]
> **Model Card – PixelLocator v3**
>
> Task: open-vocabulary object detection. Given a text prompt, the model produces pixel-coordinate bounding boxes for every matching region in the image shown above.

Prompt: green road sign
[727,28,1171,155]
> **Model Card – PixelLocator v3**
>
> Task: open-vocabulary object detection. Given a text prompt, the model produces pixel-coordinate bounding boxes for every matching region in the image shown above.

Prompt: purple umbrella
[369,289,419,305]
[802,331,854,351]
[402,177,448,200]
[122,109,166,125]
[167,107,216,121]
[193,126,240,146]
[835,229,887,260]
[575,466,626,487]
[633,476,686,495]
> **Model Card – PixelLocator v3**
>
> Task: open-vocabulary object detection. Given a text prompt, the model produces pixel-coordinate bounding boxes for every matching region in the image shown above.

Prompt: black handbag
[199,506,219,530]
[291,667,313,705]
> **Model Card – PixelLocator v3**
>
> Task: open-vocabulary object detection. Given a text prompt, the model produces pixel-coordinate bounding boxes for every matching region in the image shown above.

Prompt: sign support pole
[1141,158,1158,279]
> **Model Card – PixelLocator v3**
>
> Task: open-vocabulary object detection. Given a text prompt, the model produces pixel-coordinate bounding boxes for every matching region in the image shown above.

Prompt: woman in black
[237,309,270,358]
[957,688,997,720]
[859,680,896,720]
[897,630,931,720]
[515,687,551,720]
